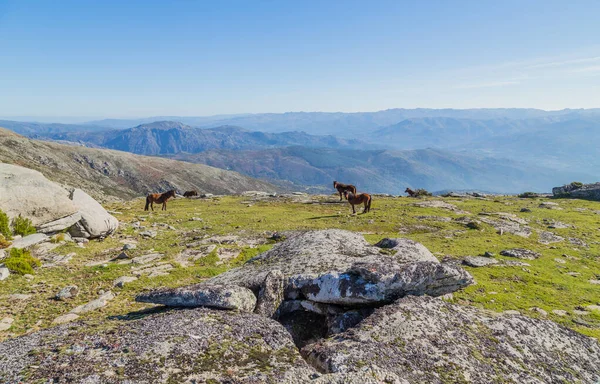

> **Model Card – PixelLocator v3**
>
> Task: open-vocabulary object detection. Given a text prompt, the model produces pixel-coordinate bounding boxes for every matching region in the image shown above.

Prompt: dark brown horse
[145,190,176,211]
[333,181,357,201]
[405,187,416,197]
[344,191,372,214]
[183,190,199,198]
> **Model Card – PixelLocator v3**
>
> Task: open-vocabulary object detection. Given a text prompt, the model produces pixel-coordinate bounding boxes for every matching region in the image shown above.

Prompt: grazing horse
[344,191,372,214]
[183,190,199,198]
[145,190,176,211]
[405,187,416,197]
[333,181,357,201]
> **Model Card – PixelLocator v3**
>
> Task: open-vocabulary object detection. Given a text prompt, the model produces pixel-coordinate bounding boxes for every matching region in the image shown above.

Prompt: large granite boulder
[0,308,317,383]
[303,295,600,383]
[68,188,119,238]
[0,164,118,239]
[208,230,473,305]
[0,163,78,227]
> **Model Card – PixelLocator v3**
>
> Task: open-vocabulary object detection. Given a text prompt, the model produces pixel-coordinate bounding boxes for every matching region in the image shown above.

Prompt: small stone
[566,272,581,277]
[529,307,548,317]
[55,285,79,301]
[462,256,499,267]
[586,305,600,312]
[189,217,203,222]
[131,253,163,265]
[483,252,495,258]
[520,208,532,212]
[70,291,115,314]
[52,313,79,324]
[500,248,541,260]
[0,317,14,331]
[573,310,589,316]
[9,294,32,301]
[139,230,157,239]
[113,276,138,288]
[114,251,130,260]
[589,280,600,285]
[122,244,136,251]
[0,267,9,281]
[552,310,568,316]
[554,258,566,264]
[503,310,520,315]
[23,274,34,280]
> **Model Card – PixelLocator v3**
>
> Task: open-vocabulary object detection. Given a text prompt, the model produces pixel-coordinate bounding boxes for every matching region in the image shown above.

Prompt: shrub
[4,248,41,275]
[11,214,36,237]
[518,192,538,198]
[413,189,432,197]
[569,181,583,189]
[50,233,66,244]
[0,209,11,240]
[0,234,11,249]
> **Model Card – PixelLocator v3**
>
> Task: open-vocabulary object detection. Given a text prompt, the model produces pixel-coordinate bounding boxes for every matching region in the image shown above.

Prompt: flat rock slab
[500,248,541,260]
[70,291,114,314]
[113,276,138,288]
[52,313,80,325]
[175,245,216,267]
[538,231,564,245]
[136,284,257,312]
[0,317,14,331]
[131,253,163,265]
[413,200,470,214]
[8,233,49,250]
[0,308,316,383]
[462,256,500,267]
[131,262,174,278]
[479,217,532,238]
[0,267,9,281]
[303,296,600,383]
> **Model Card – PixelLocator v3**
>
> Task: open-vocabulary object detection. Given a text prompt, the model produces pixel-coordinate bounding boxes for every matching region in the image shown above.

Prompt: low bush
[0,209,11,239]
[569,181,584,189]
[413,189,432,197]
[0,234,11,249]
[518,192,538,198]
[4,248,41,275]
[11,214,36,237]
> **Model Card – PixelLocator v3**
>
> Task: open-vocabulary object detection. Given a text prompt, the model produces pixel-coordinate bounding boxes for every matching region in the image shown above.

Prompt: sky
[1,0,599,119]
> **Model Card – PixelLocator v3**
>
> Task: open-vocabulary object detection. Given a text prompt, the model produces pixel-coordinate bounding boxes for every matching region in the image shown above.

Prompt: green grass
[0,194,599,341]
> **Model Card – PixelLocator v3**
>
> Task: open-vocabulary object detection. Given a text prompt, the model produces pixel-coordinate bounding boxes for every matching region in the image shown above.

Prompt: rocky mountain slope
[0,128,274,201]
[169,146,594,194]
[28,121,372,155]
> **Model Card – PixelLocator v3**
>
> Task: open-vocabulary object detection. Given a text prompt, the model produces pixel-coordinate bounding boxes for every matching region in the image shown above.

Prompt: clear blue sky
[1,0,599,119]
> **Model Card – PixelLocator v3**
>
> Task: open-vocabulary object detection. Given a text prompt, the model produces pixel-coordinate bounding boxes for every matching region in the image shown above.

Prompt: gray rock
[552,309,568,316]
[590,280,600,285]
[136,284,257,312]
[569,237,588,248]
[52,313,79,325]
[131,263,174,277]
[131,253,163,265]
[539,201,562,210]
[0,163,79,227]
[520,207,532,212]
[479,217,532,237]
[122,243,136,251]
[174,245,216,267]
[70,291,114,314]
[55,285,79,301]
[0,308,316,383]
[462,256,499,267]
[8,294,32,301]
[255,270,285,317]
[0,317,14,331]
[8,233,49,250]
[413,200,470,214]
[302,296,600,383]
[68,189,119,239]
[500,248,541,260]
[0,267,9,281]
[538,230,564,245]
[374,238,438,263]
[37,212,82,234]
[529,307,548,316]
[139,230,157,238]
[113,276,138,288]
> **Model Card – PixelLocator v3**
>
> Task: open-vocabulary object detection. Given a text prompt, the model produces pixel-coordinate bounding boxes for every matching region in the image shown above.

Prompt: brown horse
[344,191,372,214]
[333,181,357,201]
[183,190,199,198]
[145,190,176,211]
[405,187,416,197]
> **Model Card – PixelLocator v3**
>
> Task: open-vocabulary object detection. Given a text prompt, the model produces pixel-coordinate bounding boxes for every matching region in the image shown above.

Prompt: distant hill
[168,146,594,194]
[0,128,275,201]
[0,120,112,135]
[34,121,372,155]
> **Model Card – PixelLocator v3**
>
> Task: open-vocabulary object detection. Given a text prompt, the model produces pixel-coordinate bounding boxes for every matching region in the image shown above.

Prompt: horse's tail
[367,195,372,212]
[144,195,150,211]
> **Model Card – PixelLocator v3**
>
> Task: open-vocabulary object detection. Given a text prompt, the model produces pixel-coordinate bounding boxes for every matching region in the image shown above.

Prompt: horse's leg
[150,201,154,211]
[339,190,343,201]
[351,203,356,214]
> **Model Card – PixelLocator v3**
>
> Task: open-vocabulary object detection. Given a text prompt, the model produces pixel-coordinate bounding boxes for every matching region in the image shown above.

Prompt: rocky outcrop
[553,182,600,201]
[0,308,317,383]
[500,248,541,260]
[136,284,257,312]
[303,295,600,383]
[208,230,472,302]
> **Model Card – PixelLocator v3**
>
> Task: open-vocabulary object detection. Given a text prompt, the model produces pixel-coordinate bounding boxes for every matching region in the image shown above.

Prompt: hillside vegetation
[1,193,599,343]
[0,128,274,201]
